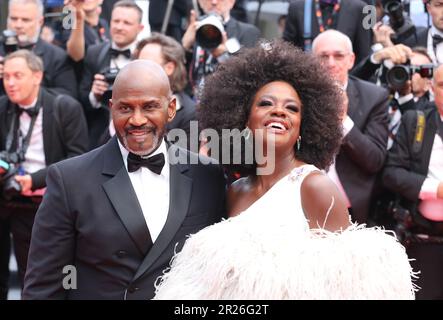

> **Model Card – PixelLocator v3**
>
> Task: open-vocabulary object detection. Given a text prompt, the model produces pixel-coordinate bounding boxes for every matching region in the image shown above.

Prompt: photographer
[182,0,260,96]
[0,0,78,99]
[0,50,88,297]
[382,63,443,299]
[79,0,143,149]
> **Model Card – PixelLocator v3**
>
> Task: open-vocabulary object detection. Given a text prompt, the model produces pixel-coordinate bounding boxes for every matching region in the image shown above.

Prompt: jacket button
[127,286,139,293]
[116,250,127,258]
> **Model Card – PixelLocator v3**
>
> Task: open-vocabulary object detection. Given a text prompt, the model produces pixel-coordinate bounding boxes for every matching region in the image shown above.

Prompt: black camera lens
[386,65,410,90]
[2,177,22,200]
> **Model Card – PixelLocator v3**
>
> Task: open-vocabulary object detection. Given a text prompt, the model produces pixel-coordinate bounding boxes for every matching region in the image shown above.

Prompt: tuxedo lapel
[346,78,361,122]
[133,145,193,281]
[102,138,153,256]
[41,89,53,164]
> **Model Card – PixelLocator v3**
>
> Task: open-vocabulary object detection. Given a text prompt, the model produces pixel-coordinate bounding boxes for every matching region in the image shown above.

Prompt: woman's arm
[301,172,351,231]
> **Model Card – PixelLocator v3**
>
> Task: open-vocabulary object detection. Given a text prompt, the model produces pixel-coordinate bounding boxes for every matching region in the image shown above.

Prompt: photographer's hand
[373,44,412,64]
[182,10,197,52]
[15,174,32,193]
[397,80,412,97]
[91,73,109,101]
[211,32,228,58]
[373,22,395,48]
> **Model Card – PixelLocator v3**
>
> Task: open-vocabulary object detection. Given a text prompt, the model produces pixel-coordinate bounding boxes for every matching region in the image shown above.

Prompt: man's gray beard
[122,132,161,157]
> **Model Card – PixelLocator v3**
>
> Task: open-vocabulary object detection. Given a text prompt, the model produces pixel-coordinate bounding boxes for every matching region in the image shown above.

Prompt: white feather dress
[154,165,417,300]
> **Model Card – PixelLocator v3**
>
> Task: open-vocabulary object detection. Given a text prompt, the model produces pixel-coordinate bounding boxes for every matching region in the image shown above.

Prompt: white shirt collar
[118,138,168,173]
[431,26,443,38]
[18,97,38,109]
[111,40,137,54]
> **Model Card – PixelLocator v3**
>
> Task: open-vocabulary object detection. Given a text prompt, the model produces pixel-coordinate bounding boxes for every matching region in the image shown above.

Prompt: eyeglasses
[317,52,350,62]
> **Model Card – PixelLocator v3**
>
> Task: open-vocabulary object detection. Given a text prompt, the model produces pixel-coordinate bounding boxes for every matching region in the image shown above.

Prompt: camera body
[0,151,23,200]
[382,0,416,44]
[101,67,119,104]
[386,60,434,91]
[0,30,19,55]
[196,13,225,50]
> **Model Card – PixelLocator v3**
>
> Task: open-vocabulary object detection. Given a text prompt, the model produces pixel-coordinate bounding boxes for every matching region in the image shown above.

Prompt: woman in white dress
[154,40,417,300]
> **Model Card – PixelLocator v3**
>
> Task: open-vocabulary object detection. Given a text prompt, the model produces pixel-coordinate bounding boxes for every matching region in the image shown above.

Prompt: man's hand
[182,10,198,52]
[91,73,109,101]
[373,22,395,48]
[211,32,228,58]
[373,44,412,64]
[15,174,32,194]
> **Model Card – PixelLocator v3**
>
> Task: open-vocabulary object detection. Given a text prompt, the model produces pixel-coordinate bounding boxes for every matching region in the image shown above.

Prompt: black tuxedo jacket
[224,17,261,48]
[383,106,440,202]
[0,88,88,189]
[283,0,371,63]
[23,137,226,299]
[79,41,113,149]
[336,76,389,223]
[0,39,78,99]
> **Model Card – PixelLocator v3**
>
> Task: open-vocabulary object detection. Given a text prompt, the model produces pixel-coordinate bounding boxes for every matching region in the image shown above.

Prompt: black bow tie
[17,105,39,117]
[127,152,165,174]
[110,48,131,59]
[433,34,443,49]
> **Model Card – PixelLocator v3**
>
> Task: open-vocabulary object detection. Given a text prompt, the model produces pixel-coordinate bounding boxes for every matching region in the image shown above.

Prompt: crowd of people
[0,0,442,300]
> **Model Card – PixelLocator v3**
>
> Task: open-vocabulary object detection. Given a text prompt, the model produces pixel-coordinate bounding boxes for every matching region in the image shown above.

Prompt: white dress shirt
[427,26,443,65]
[418,114,443,221]
[18,98,45,175]
[118,139,170,242]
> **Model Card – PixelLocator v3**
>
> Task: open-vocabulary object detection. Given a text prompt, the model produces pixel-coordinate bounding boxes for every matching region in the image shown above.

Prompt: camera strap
[5,102,41,162]
[412,109,425,154]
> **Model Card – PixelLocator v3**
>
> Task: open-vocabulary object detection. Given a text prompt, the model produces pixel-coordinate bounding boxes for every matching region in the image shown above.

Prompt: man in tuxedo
[283,0,371,63]
[0,0,78,98]
[79,0,144,149]
[0,50,88,298]
[181,0,260,96]
[383,64,443,299]
[313,30,390,224]
[23,60,226,300]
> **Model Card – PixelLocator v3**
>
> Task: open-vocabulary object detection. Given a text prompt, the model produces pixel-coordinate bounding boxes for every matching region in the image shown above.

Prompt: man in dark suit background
[283,0,371,63]
[181,0,260,96]
[0,50,88,299]
[313,29,390,224]
[134,32,197,150]
[0,0,78,98]
[79,0,144,150]
[23,60,226,300]
[383,64,443,299]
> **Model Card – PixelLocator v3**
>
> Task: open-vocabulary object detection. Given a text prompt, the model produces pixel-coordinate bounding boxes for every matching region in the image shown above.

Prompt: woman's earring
[241,126,252,141]
[296,136,302,151]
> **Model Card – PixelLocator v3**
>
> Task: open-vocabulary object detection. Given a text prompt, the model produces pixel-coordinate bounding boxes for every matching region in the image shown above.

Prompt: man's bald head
[110,60,176,156]
[112,60,172,101]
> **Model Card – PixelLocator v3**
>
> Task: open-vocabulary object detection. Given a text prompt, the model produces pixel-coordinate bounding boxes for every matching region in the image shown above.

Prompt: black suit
[79,41,113,149]
[23,137,226,299]
[383,106,443,299]
[149,0,191,42]
[0,87,88,293]
[0,39,78,99]
[283,0,371,63]
[335,76,389,223]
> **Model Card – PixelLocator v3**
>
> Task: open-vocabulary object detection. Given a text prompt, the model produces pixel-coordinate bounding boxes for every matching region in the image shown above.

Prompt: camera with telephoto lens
[382,0,416,44]
[386,59,434,90]
[0,30,19,55]
[0,151,24,200]
[196,13,224,50]
[101,67,119,105]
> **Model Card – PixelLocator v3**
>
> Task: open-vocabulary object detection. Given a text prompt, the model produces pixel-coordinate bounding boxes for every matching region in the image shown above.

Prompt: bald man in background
[23,60,226,300]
